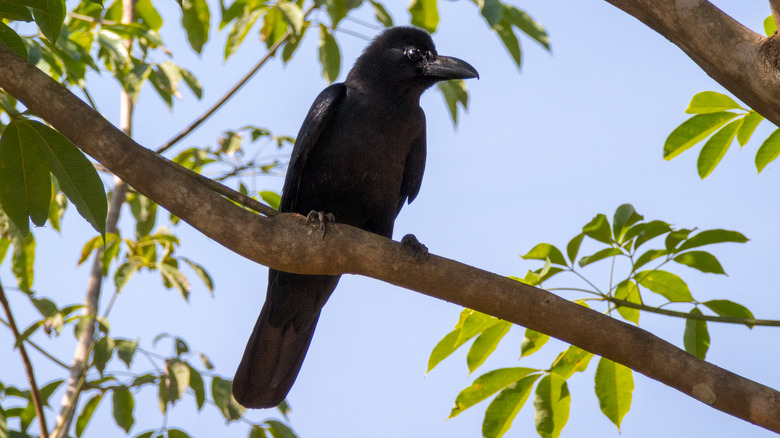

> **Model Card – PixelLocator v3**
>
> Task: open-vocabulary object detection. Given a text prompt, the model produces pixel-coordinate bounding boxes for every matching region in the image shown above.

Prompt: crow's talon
[306,210,335,238]
[400,234,429,261]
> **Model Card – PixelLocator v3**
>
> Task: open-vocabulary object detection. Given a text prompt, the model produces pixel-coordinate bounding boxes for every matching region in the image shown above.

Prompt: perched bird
[233,26,479,408]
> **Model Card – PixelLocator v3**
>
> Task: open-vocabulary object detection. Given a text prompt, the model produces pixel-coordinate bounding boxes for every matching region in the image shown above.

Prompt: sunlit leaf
[636,270,693,302]
[683,308,709,359]
[764,14,777,36]
[703,299,756,328]
[756,128,780,173]
[75,393,102,437]
[594,358,633,430]
[673,251,725,274]
[259,191,281,210]
[578,248,622,268]
[11,233,35,292]
[677,229,748,252]
[224,7,262,59]
[265,420,296,438]
[180,0,210,53]
[534,374,570,438]
[685,91,744,114]
[450,367,539,418]
[582,213,612,244]
[663,112,738,160]
[494,17,520,67]
[166,359,190,403]
[318,24,340,83]
[436,79,469,125]
[613,280,640,324]
[520,328,549,357]
[522,243,567,266]
[623,220,671,250]
[697,118,741,178]
[482,375,539,438]
[737,110,763,146]
[467,320,511,373]
[504,5,549,50]
[408,0,438,33]
[612,203,643,242]
[550,346,593,379]
[212,376,245,421]
[369,0,392,27]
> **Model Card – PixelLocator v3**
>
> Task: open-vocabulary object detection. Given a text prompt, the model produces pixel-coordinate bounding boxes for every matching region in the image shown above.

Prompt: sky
[3,1,780,437]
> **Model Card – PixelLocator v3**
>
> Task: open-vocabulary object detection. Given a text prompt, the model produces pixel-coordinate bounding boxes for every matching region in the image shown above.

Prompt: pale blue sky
[3,1,779,437]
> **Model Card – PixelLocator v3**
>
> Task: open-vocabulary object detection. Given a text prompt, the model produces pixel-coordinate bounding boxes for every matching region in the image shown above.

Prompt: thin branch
[0,282,50,438]
[0,317,70,369]
[608,297,780,327]
[155,4,317,155]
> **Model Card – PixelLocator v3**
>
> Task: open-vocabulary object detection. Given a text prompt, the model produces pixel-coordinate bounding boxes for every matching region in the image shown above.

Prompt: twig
[0,282,50,438]
[0,317,70,369]
[608,297,780,327]
[156,4,317,155]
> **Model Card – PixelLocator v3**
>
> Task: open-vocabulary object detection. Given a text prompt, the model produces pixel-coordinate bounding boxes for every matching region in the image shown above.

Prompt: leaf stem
[0,282,50,438]
[608,297,780,327]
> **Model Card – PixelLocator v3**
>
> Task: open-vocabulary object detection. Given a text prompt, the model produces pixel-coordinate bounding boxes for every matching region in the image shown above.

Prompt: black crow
[233,26,478,408]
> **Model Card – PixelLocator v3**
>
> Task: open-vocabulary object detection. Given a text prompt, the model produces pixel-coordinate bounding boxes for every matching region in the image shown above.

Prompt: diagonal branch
[1,41,779,433]
[0,282,49,438]
[604,0,780,127]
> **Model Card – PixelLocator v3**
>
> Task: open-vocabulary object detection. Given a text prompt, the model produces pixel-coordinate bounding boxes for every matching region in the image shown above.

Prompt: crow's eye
[406,47,422,61]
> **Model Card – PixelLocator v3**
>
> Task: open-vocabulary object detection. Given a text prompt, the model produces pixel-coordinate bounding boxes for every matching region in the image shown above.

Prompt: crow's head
[346,26,479,99]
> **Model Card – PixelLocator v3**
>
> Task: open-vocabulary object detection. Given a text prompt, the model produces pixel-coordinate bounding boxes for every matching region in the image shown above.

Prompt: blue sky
[3,1,779,437]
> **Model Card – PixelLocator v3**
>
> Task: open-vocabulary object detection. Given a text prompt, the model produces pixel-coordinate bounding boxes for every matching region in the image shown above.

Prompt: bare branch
[1,41,779,433]
[0,283,49,438]
[604,0,780,127]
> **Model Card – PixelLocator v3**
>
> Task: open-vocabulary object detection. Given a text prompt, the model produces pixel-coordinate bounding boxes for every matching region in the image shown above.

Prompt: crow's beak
[425,55,480,80]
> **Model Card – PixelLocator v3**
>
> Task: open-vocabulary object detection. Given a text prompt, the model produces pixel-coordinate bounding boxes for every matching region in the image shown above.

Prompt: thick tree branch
[603,0,780,127]
[1,41,779,433]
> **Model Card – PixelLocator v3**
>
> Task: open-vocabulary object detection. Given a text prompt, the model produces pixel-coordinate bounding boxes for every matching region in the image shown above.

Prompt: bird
[232,26,479,409]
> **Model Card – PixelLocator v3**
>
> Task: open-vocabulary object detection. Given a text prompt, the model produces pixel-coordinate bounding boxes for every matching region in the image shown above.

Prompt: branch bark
[1,42,779,433]
[603,0,780,127]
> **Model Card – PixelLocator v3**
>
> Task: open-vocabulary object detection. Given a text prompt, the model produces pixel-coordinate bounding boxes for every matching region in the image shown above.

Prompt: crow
[233,26,478,409]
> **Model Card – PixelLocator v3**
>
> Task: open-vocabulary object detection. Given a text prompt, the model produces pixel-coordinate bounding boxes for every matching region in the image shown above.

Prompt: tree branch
[604,0,780,127]
[1,42,779,433]
[0,282,49,438]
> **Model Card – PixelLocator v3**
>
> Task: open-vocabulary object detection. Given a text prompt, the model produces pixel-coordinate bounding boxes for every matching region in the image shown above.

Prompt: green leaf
[549,346,593,379]
[663,112,738,160]
[159,264,191,300]
[697,118,741,178]
[212,376,245,421]
[368,0,392,27]
[93,336,115,376]
[115,339,137,368]
[612,204,643,242]
[167,429,191,438]
[116,61,152,104]
[114,260,143,292]
[177,65,203,99]
[623,220,671,250]
[737,110,763,146]
[259,191,281,210]
[504,5,550,50]
[32,0,65,43]
[39,379,64,406]
[577,248,622,268]
[479,0,502,27]
[665,228,693,252]
[493,17,520,67]
[188,364,205,410]
[21,120,107,236]
[756,128,780,173]
[265,420,296,438]
[677,229,748,252]
[565,233,584,264]
[467,320,511,373]
[636,270,693,302]
[11,233,35,292]
[673,251,725,274]
[224,8,262,60]
[112,387,135,433]
[75,393,102,437]
[0,119,52,235]
[522,243,567,266]
[428,311,494,372]
[613,280,640,324]
[683,307,709,359]
[260,6,286,49]
[594,358,633,431]
[249,426,267,438]
[482,375,539,438]
[0,23,28,59]
[408,0,438,33]
[180,257,214,293]
[520,329,549,357]
[0,1,34,21]
[436,79,469,125]
[166,359,190,403]
[685,91,744,114]
[764,14,777,36]
[534,374,571,438]
[180,0,210,53]
[97,29,131,67]
[582,213,612,244]
[135,0,163,30]
[276,2,303,36]
[318,24,340,83]
[448,367,539,418]
[703,299,756,328]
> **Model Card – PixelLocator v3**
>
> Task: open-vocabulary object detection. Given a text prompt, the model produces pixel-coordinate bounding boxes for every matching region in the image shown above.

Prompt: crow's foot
[306,210,336,238]
[400,234,429,261]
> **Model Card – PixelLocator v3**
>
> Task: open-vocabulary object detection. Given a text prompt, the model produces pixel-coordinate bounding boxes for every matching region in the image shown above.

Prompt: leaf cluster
[429,204,756,438]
